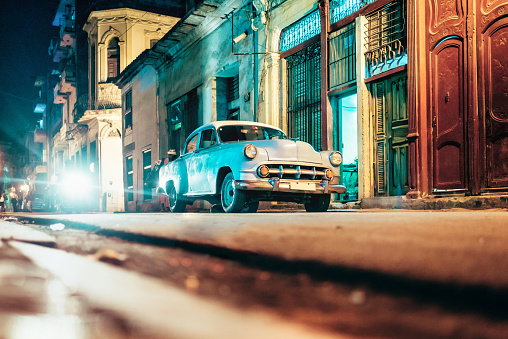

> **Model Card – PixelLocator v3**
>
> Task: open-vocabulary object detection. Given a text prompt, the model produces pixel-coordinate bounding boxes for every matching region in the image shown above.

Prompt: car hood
[250,140,322,163]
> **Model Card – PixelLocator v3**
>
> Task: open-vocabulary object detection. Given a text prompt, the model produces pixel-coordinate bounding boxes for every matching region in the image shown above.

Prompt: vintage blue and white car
[158,121,346,213]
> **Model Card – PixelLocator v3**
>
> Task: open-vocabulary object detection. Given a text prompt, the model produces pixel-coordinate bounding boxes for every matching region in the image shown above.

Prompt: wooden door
[427,0,468,192]
[478,5,508,189]
[372,73,409,196]
[430,38,467,191]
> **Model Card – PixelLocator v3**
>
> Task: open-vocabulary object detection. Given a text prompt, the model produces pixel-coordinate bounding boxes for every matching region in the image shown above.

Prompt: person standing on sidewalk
[0,190,6,212]
[10,189,18,212]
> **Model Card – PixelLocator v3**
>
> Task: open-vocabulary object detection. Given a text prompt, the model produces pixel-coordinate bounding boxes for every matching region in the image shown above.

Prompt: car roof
[194,121,284,133]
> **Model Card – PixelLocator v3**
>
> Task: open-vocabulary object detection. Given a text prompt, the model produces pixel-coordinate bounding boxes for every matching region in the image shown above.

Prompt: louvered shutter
[374,82,387,195]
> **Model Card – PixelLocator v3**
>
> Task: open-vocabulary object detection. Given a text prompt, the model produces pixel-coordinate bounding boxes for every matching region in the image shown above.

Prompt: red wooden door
[430,38,467,190]
[479,8,508,188]
[427,0,467,192]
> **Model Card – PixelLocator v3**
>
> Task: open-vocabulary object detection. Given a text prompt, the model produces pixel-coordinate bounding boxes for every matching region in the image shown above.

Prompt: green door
[372,73,409,196]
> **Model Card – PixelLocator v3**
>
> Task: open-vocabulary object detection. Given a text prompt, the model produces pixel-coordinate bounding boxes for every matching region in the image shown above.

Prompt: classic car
[158,121,346,213]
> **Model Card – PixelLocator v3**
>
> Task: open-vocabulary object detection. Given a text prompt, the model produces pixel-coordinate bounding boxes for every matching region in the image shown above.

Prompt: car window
[199,129,217,149]
[218,125,287,143]
[184,134,199,154]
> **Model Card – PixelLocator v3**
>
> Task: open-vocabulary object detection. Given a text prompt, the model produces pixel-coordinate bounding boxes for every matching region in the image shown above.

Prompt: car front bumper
[234,178,346,194]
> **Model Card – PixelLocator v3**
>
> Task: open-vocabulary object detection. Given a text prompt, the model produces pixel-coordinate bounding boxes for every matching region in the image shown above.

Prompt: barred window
[364,0,407,77]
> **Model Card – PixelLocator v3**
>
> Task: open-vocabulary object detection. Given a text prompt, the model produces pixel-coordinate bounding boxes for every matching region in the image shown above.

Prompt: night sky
[0,0,60,142]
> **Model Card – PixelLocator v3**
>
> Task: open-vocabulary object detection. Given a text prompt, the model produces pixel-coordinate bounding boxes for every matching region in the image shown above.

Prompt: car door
[189,128,219,194]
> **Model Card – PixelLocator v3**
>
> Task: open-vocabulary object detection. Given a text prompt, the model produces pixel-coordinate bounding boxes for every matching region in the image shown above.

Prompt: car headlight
[329,152,343,167]
[244,144,258,159]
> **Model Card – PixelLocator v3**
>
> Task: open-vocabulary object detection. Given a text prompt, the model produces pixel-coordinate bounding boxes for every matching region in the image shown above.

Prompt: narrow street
[1,210,508,338]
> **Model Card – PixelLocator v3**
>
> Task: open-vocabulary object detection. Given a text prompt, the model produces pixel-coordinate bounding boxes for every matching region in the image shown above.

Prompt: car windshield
[218,125,287,143]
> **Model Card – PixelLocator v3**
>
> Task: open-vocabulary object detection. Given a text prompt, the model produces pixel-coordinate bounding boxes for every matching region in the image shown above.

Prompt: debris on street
[49,223,66,231]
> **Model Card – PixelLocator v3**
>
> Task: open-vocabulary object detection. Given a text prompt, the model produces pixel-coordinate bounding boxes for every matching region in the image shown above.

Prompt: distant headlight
[329,152,343,166]
[244,144,258,159]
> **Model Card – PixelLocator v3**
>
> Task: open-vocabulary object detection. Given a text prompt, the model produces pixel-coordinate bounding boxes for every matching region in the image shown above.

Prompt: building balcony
[60,16,75,41]
[34,97,47,114]
[51,42,71,63]
[34,128,46,144]
[53,73,76,104]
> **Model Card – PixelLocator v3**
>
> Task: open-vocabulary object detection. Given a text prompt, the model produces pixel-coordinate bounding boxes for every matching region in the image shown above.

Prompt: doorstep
[361,194,508,210]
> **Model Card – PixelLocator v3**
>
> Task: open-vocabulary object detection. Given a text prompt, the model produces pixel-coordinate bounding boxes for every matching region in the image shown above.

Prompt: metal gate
[286,41,322,151]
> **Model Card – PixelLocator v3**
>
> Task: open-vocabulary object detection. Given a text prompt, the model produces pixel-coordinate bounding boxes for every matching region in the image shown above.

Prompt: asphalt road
[1,209,508,338]
[15,209,508,288]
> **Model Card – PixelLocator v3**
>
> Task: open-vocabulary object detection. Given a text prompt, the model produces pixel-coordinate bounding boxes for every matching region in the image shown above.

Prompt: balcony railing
[74,84,122,122]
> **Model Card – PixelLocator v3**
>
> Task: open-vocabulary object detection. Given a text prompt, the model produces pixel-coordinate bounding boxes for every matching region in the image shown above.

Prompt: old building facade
[29,0,508,212]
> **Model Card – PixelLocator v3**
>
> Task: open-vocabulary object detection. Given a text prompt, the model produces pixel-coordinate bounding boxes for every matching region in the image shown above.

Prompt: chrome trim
[234,179,346,194]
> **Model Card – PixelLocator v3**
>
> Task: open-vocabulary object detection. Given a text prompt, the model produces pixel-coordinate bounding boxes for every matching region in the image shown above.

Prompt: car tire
[304,194,331,212]
[168,183,186,213]
[221,172,247,213]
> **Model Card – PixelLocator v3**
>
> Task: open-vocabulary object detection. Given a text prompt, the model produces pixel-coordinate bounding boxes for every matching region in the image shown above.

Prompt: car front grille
[262,164,329,180]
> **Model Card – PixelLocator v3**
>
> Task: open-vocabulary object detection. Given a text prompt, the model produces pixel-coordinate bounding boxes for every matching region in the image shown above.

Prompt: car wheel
[168,184,186,213]
[221,172,247,213]
[243,200,259,213]
[304,194,331,212]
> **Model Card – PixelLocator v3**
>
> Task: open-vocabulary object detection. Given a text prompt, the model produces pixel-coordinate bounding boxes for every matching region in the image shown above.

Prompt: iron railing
[330,0,377,24]
[280,10,321,52]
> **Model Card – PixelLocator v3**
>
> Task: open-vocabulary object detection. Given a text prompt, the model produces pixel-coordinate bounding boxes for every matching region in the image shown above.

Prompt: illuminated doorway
[336,93,358,201]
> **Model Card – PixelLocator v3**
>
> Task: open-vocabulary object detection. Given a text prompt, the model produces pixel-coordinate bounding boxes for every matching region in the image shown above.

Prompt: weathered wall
[123,65,159,209]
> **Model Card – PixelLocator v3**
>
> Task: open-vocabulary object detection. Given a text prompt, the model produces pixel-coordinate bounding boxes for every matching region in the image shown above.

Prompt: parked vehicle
[158,121,346,213]
[31,194,49,212]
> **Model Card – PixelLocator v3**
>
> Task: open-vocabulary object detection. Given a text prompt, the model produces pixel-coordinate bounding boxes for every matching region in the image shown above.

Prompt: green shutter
[374,82,387,195]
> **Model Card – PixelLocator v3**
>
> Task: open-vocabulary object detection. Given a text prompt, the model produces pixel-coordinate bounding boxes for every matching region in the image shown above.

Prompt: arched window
[107,37,120,80]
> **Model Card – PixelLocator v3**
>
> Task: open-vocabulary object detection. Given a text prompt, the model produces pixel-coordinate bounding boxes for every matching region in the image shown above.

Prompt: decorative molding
[429,0,464,35]
[100,26,123,45]
[145,28,165,38]
[429,25,464,45]
[480,5,508,31]
[107,129,121,138]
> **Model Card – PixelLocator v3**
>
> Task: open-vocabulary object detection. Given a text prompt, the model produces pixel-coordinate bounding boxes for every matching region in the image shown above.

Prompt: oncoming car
[158,121,346,213]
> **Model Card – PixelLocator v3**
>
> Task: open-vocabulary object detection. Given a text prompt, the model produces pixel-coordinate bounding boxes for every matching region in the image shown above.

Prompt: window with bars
[329,22,356,89]
[126,155,133,201]
[364,0,407,77]
[125,90,132,131]
[286,42,322,151]
[227,75,239,120]
[142,149,152,201]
